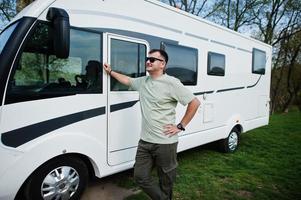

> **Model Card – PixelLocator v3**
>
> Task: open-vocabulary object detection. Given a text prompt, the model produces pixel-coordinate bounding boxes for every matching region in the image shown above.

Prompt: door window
[110,38,146,91]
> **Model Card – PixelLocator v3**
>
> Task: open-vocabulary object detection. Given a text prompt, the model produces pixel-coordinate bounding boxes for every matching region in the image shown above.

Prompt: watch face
[177,123,184,130]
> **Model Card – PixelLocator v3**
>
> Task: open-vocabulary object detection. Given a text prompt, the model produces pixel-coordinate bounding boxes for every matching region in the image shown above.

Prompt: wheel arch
[15,152,97,200]
[232,124,243,134]
[225,114,245,138]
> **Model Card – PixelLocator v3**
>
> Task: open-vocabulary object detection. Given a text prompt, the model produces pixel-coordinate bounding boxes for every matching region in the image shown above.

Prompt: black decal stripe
[247,75,262,88]
[217,87,245,93]
[1,107,106,148]
[194,91,214,96]
[110,100,139,112]
[192,81,262,96]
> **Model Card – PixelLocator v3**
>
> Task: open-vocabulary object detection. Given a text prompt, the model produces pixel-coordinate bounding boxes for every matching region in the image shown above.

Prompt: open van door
[105,33,149,166]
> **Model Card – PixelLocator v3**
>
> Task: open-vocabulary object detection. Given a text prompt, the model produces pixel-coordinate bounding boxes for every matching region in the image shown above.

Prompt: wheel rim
[41,166,80,200]
[228,131,238,151]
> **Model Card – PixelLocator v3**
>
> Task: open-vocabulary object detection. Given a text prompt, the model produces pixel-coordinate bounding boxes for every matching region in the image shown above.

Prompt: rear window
[207,52,225,76]
[252,48,266,74]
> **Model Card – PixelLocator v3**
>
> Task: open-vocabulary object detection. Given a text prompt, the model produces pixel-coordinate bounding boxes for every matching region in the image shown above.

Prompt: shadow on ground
[81,169,140,200]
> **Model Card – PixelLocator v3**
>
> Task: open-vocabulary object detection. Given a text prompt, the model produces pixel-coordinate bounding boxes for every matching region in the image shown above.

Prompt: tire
[25,156,88,200]
[219,127,240,153]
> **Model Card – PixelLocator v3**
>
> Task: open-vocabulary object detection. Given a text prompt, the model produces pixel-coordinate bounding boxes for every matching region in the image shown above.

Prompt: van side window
[110,38,146,91]
[252,48,266,74]
[207,52,225,76]
[163,43,198,85]
[5,21,102,104]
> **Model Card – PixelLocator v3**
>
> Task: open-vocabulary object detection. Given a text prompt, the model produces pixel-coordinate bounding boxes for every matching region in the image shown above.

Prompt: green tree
[211,0,260,32]
[277,32,301,112]
[255,0,301,113]
[0,0,34,29]
[0,0,16,28]
[162,0,301,113]
[161,0,224,19]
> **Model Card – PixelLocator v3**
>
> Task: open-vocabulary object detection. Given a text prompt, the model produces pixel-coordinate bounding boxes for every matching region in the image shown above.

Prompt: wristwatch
[177,123,185,131]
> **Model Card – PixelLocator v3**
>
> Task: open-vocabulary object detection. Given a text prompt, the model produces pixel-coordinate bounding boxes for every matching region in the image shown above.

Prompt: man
[103,49,200,200]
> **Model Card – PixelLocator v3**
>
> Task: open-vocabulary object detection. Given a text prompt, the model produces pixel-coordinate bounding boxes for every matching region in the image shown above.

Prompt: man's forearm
[110,70,131,86]
[163,98,200,136]
[180,98,200,127]
[104,63,131,86]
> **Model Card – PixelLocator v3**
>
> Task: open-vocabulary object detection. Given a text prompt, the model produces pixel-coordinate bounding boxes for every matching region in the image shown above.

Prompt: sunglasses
[146,57,164,63]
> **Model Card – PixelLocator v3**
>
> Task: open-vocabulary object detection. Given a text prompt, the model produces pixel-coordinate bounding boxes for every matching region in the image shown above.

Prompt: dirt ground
[81,171,139,200]
[81,182,137,200]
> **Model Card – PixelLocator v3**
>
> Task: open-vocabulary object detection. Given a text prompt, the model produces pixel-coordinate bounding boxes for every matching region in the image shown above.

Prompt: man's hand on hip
[164,124,181,137]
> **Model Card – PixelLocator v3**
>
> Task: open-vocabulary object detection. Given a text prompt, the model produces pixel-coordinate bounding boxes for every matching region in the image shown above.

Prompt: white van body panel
[0,0,271,199]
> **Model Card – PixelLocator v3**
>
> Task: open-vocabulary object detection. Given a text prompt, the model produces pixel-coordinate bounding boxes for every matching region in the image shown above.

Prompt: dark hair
[149,49,168,64]
[86,60,101,73]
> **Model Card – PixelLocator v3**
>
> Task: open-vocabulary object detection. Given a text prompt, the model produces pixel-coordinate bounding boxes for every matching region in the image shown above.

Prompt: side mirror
[46,7,70,59]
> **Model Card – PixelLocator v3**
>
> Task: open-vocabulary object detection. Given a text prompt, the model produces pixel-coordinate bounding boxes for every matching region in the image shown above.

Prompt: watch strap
[177,123,185,131]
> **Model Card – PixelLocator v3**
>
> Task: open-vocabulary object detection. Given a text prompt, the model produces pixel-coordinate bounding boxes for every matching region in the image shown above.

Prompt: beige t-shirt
[130,74,195,144]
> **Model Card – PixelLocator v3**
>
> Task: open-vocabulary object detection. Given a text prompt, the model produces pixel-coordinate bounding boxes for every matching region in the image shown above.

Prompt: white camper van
[0,0,271,199]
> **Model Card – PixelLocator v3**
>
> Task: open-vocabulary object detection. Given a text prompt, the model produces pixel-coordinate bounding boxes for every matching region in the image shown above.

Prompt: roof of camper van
[7,0,271,48]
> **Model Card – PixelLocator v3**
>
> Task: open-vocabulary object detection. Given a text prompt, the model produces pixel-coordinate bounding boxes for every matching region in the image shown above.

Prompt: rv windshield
[0,22,19,55]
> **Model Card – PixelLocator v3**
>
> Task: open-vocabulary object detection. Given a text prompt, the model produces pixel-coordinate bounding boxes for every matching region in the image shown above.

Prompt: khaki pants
[134,140,178,200]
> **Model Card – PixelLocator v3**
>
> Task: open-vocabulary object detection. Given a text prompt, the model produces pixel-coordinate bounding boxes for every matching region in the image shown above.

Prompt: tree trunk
[270,40,288,113]
[282,40,301,112]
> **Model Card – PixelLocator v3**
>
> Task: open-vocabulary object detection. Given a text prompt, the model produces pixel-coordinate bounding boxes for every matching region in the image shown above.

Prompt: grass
[121,111,301,200]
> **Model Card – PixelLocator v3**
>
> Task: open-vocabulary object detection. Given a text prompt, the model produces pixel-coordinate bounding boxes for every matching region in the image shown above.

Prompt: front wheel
[25,156,88,200]
[219,127,240,153]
